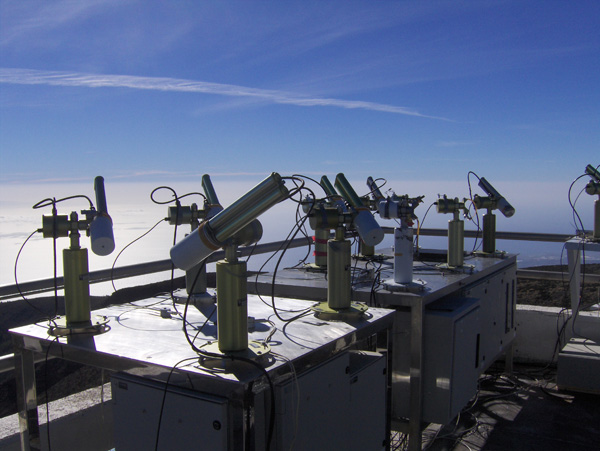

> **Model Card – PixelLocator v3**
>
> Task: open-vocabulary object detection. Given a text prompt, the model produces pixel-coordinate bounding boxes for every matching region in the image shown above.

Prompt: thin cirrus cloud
[0,68,450,121]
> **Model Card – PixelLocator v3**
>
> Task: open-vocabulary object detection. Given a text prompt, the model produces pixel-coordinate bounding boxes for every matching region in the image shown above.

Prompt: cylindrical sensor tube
[90,214,115,256]
[320,176,338,197]
[353,209,384,247]
[202,174,221,206]
[91,176,115,256]
[171,173,288,270]
[335,173,384,247]
[211,173,288,241]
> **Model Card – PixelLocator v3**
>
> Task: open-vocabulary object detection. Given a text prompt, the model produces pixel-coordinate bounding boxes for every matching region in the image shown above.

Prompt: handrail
[0,228,583,300]
[407,227,574,243]
[0,236,312,300]
[0,228,596,376]
[517,269,600,283]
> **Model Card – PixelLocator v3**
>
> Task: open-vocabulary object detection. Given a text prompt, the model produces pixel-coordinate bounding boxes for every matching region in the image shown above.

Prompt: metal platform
[251,252,515,307]
[250,250,518,451]
[10,294,394,450]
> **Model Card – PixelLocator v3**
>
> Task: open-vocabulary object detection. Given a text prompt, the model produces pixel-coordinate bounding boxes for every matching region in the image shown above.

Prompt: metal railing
[1,227,596,301]
[415,227,574,243]
[0,236,313,300]
[1,227,598,375]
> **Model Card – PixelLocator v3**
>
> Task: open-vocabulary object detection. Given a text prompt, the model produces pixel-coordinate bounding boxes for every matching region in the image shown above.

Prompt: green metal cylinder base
[311,301,368,321]
[63,248,91,327]
[48,315,110,337]
[198,340,271,369]
[447,219,464,267]
[216,260,248,353]
[303,263,328,273]
[594,199,600,241]
[327,239,351,309]
[383,278,427,293]
[482,213,496,254]
[437,262,475,274]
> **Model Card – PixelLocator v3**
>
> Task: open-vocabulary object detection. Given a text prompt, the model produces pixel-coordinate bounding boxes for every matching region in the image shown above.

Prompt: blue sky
[1,1,599,285]
[1,0,597,185]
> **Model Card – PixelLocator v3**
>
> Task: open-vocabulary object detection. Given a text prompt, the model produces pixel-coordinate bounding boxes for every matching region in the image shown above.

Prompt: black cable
[565,172,597,339]
[267,210,314,322]
[154,356,199,451]
[553,309,572,362]
[261,318,279,344]
[567,174,588,235]
[32,194,96,320]
[466,171,482,253]
[279,310,319,349]
[172,175,325,450]
[243,240,260,265]
[413,217,420,250]
[150,186,206,205]
[364,177,387,198]
[14,229,54,317]
[181,292,277,450]
[182,252,279,449]
[150,185,208,306]
[33,194,94,210]
[250,180,314,317]
[282,175,308,200]
[415,201,435,261]
[368,259,383,307]
[571,187,586,234]
[192,306,217,344]
[110,218,165,292]
[466,171,480,198]
[426,371,536,450]
[567,179,595,318]
[290,173,324,194]
[174,258,209,330]
[536,245,576,365]
[154,259,212,450]
[176,176,320,448]
[287,200,314,268]
[285,198,314,269]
